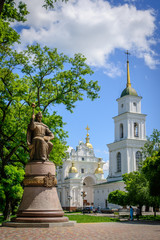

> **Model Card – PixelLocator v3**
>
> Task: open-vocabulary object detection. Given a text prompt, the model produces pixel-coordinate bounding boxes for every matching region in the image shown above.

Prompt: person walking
[130,206,134,221]
[136,206,140,221]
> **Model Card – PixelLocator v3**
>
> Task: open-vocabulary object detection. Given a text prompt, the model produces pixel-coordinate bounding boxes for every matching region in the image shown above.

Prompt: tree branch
[0,0,5,15]
[4,144,20,164]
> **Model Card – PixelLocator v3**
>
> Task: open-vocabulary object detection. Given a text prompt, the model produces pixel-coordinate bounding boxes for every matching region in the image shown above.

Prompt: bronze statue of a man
[27,112,54,161]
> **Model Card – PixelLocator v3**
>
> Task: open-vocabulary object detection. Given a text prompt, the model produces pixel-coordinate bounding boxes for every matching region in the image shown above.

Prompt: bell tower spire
[125,50,131,88]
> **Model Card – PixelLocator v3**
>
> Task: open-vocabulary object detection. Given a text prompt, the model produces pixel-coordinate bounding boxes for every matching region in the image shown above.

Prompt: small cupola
[69,162,78,173]
[95,162,104,174]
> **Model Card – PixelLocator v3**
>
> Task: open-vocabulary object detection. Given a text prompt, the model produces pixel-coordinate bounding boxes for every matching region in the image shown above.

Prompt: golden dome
[85,136,93,149]
[69,162,78,173]
[95,163,103,174]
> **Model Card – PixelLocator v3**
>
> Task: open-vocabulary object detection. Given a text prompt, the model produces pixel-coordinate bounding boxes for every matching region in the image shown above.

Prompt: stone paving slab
[1,222,160,240]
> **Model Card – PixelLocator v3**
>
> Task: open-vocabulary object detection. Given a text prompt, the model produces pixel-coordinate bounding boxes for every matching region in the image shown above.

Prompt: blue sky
[13,0,160,177]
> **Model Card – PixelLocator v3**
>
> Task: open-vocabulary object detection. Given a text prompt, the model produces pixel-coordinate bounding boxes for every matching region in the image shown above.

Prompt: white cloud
[144,53,160,69]
[67,146,73,153]
[103,160,109,171]
[14,0,158,74]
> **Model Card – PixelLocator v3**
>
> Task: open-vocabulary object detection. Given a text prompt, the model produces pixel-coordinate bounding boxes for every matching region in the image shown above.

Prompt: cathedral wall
[94,181,125,209]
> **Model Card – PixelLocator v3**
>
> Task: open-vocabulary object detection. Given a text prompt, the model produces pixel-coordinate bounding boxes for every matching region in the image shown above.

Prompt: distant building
[57,126,105,211]
[94,58,147,209]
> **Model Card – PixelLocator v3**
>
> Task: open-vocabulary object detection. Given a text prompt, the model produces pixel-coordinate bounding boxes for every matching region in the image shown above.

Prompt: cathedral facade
[94,59,147,209]
[57,127,105,210]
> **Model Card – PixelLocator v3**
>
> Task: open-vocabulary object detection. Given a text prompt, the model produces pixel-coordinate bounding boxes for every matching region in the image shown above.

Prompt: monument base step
[2,221,76,228]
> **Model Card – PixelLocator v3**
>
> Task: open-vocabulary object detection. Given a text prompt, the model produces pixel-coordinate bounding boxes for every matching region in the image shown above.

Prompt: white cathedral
[57,126,105,211]
[57,58,147,210]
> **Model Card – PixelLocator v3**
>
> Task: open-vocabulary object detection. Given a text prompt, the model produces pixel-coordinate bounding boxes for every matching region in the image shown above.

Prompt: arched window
[134,123,139,137]
[136,151,142,171]
[133,102,137,107]
[133,102,137,112]
[120,124,123,138]
[117,152,121,172]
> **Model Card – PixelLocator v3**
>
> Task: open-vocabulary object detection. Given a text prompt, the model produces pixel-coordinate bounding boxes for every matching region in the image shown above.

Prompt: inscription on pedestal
[23,172,57,187]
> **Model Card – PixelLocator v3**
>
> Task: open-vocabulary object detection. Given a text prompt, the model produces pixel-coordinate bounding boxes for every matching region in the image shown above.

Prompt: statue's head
[35,112,42,122]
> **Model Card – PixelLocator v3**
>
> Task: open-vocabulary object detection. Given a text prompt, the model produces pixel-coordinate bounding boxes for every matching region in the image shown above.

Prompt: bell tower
[107,52,147,182]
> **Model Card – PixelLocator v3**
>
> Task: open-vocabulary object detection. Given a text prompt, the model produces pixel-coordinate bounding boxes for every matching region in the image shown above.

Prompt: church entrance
[83,176,95,207]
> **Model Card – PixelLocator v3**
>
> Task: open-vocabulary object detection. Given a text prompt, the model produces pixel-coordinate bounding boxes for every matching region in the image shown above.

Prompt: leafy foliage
[122,172,149,208]
[16,44,100,112]
[0,165,25,219]
[108,190,128,207]
[0,0,28,22]
[141,129,160,158]
[108,172,150,215]
[142,150,160,197]
[43,0,68,9]
[141,129,160,198]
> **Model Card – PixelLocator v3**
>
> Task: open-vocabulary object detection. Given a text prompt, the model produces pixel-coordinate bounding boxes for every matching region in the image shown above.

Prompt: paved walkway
[1,221,160,240]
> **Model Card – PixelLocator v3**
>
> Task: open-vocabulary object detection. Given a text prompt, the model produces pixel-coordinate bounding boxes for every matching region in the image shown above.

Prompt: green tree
[0,44,100,219]
[141,130,160,215]
[141,129,160,158]
[142,150,160,197]
[0,0,68,16]
[108,172,150,215]
[0,165,25,220]
[108,190,128,207]
[123,172,149,215]
[0,0,28,21]
[0,0,100,220]
[0,43,100,169]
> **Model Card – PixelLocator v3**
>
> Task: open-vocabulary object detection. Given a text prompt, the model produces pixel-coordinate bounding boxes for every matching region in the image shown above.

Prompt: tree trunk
[153,206,156,217]
[139,206,142,216]
[3,197,11,221]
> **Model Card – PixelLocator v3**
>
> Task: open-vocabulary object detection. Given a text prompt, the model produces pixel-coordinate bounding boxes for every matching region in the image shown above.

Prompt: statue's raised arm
[27,111,54,162]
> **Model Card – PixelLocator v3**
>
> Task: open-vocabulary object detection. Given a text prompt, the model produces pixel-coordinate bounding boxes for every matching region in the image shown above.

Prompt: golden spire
[125,50,131,88]
[85,125,93,149]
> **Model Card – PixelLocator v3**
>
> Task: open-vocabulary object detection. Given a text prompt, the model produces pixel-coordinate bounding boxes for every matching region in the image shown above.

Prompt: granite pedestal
[4,161,74,227]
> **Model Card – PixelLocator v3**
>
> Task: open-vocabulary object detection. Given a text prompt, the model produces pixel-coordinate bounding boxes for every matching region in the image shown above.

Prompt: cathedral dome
[69,162,78,173]
[121,86,138,98]
[95,163,104,174]
[85,141,93,149]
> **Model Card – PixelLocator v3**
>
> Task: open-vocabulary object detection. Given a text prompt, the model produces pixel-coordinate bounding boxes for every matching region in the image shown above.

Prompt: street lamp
[68,195,72,212]
[81,191,87,213]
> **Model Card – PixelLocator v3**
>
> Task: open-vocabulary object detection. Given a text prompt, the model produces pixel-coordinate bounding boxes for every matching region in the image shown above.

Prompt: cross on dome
[86,125,90,136]
[125,50,131,62]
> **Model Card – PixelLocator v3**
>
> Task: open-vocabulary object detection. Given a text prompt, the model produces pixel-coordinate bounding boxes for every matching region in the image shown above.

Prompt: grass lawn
[1,214,160,224]
[139,215,160,221]
[0,214,119,224]
[64,214,120,223]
